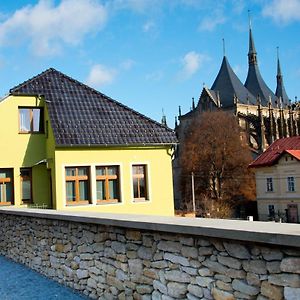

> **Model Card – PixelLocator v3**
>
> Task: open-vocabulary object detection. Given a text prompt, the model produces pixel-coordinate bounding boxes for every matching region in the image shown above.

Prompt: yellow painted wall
[0,95,51,207]
[0,94,175,216]
[54,147,175,216]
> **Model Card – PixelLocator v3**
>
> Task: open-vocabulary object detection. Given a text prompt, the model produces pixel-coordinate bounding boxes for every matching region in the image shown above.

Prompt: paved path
[0,256,86,300]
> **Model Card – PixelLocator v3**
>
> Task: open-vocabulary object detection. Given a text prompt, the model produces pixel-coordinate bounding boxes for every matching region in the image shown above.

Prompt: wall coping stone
[0,207,300,247]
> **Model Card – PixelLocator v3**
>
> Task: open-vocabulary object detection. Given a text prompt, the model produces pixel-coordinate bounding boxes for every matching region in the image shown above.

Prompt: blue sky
[0,0,299,128]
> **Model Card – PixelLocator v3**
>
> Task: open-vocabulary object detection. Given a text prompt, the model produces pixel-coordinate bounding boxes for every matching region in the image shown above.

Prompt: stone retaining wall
[0,212,300,300]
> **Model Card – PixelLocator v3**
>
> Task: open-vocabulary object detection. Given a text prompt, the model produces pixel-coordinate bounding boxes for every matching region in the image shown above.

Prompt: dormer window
[19,107,44,133]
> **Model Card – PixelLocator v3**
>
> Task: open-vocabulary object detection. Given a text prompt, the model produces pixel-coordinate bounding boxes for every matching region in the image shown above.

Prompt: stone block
[187,284,203,297]
[261,281,283,300]
[181,246,198,259]
[224,242,250,259]
[211,288,234,300]
[280,258,300,274]
[198,267,214,277]
[198,247,214,256]
[216,280,233,291]
[284,287,300,300]
[261,248,283,261]
[157,241,181,253]
[246,272,260,286]
[217,255,241,270]
[232,279,259,296]
[163,252,189,266]
[195,276,214,288]
[202,259,228,275]
[167,282,187,298]
[248,260,267,275]
[153,280,167,294]
[128,259,143,276]
[136,285,153,294]
[267,261,281,274]
[269,274,300,288]
[137,246,153,260]
[76,269,89,279]
[165,270,191,283]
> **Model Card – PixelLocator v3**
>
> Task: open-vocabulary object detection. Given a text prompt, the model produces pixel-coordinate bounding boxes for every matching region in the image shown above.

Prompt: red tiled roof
[249,137,300,168]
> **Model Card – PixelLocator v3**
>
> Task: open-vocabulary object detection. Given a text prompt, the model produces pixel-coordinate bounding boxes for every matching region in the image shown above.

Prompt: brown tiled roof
[10,68,177,147]
[249,136,300,168]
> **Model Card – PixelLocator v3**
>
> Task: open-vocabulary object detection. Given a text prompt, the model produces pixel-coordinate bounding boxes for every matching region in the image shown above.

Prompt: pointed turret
[248,27,257,65]
[275,48,289,105]
[210,56,256,108]
[244,22,277,106]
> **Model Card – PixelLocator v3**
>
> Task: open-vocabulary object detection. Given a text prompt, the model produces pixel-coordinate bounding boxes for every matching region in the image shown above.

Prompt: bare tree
[180,111,255,218]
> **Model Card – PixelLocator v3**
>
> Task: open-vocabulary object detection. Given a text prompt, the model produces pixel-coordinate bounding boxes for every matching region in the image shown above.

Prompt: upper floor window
[96,166,120,203]
[19,107,44,133]
[0,169,14,205]
[287,176,295,192]
[65,167,90,205]
[266,177,273,192]
[132,164,148,201]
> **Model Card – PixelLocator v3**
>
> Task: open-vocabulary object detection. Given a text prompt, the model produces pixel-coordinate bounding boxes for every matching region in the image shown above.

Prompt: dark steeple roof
[10,68,177,146]
[275,52,289,105]
[245,27,277,106]
[211,56,256,108]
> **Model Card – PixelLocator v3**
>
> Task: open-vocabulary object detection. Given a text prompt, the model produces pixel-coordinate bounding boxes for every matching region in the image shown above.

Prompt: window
[96,166,120,203]
[0,169,14,205]
[287,176,295,192]
[132,165,148,201]
[268,205,275,218]
[266,177,273,192]
[20,168,32,203]
[19,107,44,133]
[65,167,90,205]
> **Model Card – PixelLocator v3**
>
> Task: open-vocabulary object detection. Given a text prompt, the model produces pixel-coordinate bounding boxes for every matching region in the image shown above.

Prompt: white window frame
[62,163,124,207]
[130,162,151,203]
[266,177,273,192]
[287,176,295,192]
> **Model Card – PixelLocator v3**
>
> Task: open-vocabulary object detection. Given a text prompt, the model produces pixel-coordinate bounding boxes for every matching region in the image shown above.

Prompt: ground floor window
[96,166,120,203]
[20,168,32,203]
[65,167,90,205]
[0,169,14,205]
[132,164,148,201]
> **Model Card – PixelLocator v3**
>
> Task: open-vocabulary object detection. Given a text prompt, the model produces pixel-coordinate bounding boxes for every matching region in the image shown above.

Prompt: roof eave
[55,142,178,148]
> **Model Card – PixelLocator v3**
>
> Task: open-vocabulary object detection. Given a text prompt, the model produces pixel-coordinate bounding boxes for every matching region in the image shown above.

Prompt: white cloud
[198,8,226,31]
[0,0,107,56]
[86,64,117,88]
[143,20,155,32]
[146,70,164,81]
[179,51,208,79]
[120,59,135,70]
[110,0,159,13]
[262,0,300,24]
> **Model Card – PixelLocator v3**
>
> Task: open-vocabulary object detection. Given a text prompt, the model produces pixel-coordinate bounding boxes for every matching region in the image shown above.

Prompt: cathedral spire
[244,14,277,106]
[275,47,289,104]
[248,10,257,65]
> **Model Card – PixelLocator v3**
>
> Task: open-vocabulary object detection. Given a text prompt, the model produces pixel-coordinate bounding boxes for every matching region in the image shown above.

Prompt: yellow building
[249,136,300,223]
[0,68,177,216]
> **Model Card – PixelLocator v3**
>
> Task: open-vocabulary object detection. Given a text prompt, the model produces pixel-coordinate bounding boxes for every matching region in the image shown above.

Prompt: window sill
[0,202,13,206]
[133,198,149,203]
[97,200,120,205]
[19,131,44,134]
[66,200,91,206]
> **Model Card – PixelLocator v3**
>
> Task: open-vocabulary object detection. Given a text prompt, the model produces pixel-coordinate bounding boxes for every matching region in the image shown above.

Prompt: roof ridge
[11,67,175,133]
[10,68,55,93]
[55,70,175,133]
